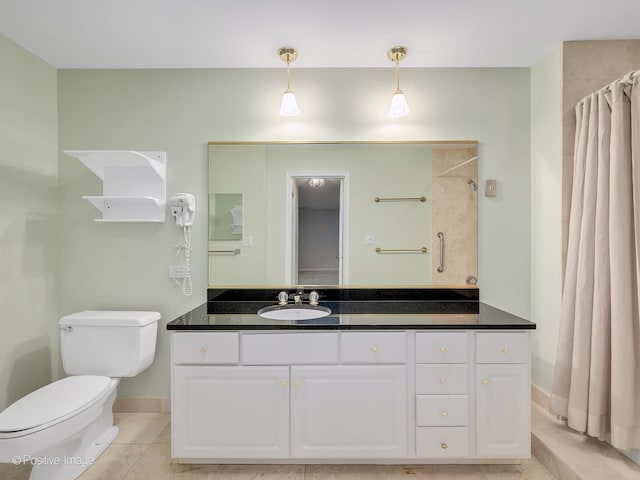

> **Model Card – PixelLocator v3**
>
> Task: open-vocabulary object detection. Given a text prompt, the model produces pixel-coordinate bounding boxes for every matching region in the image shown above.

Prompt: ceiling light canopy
[278,46,301,117]
[387,46,411,118]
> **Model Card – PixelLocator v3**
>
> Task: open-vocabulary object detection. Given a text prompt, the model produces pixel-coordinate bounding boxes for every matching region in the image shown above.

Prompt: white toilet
[0,310,160,480]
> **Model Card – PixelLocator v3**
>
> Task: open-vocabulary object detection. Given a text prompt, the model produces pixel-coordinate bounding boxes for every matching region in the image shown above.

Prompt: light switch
[485,179,497,197]
[242,236,254,247]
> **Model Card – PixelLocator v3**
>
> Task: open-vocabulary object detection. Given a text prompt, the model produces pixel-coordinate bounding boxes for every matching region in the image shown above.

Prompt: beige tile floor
[0,411,556,480]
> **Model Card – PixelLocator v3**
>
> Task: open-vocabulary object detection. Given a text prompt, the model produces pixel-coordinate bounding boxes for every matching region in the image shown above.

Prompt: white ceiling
[1,0,639,69]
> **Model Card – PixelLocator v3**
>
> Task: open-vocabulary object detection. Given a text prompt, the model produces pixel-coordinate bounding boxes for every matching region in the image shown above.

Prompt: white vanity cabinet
[171,330,409,461]
[415,332,471,457]
[290,365,407,457]
[172,365,289,458]
[475,332,531,457]
[170,328,531,463]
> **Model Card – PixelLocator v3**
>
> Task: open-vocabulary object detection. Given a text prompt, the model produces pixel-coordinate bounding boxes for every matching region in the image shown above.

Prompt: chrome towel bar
[374,196,427,203]
[437,232,444,272]
[375,247,428,254]
[208,249,241,255]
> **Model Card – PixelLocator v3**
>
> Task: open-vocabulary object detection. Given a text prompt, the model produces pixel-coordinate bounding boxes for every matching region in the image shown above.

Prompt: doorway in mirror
[286,172,349,285]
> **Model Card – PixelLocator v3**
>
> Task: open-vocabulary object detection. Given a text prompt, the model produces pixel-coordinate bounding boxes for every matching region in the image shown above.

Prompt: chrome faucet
[277,288,319,306]
[294,287,304,305]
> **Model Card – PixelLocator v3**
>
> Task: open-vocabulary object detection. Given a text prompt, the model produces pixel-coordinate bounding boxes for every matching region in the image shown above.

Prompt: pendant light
[387,46,411,118]
[278,46,301,117]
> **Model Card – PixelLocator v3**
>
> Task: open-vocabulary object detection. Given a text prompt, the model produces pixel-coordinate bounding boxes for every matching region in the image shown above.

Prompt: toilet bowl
[0,311,160,480]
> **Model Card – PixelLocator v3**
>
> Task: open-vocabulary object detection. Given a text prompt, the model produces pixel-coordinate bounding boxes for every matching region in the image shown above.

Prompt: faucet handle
[309,291,319,305]
[277,291,289,305]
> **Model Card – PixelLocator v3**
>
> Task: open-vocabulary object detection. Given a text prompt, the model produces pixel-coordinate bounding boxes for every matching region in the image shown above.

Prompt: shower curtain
[550,71,640,450]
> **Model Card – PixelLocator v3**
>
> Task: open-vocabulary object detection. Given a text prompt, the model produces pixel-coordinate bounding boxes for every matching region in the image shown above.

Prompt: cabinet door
[476,364,530,457]
[172,366,289,458]
[290,365,407,458]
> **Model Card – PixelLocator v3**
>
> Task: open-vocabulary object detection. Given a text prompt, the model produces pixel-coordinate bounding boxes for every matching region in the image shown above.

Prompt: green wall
[0,35,59,410]
[530,46,563,394]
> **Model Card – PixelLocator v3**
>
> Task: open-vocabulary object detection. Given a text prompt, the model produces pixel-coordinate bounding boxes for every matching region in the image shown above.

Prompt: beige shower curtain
[550,72,640,451]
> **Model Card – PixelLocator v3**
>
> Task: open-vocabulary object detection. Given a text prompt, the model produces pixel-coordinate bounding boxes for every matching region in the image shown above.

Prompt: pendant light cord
[286,55,292,91]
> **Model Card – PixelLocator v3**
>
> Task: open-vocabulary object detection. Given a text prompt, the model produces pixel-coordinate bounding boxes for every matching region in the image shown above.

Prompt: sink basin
[257,304,332,321]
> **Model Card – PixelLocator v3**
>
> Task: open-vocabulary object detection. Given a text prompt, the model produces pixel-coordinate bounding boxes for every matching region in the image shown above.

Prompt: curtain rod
[578,69,639,104]
[437,156,478,177]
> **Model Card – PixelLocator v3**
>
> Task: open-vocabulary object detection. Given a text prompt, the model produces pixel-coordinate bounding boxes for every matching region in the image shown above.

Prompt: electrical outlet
[169,266,190,278]
[365,234,375,245]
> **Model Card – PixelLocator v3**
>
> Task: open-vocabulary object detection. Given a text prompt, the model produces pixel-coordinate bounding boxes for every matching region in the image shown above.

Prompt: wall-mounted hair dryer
[169,193,196,227]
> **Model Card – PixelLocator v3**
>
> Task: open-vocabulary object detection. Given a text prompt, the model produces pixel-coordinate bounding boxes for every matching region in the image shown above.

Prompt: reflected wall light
[278,46,301,117]
[387,46,411,118]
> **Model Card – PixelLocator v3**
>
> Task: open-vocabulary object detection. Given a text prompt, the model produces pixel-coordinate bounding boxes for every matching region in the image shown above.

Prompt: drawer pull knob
[441,410,448,417]
[439,346,448,353]
[441,441,448,449]
[371,346,378,352]
[280,381,287,388]
[199,346,207,353]
[502,346,510,354]
[292,380,299,387]
[440,377,448,385]
[482,378,489,385]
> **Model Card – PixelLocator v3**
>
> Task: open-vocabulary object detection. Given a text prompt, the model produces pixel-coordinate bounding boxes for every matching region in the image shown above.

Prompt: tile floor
[0,411,557,480]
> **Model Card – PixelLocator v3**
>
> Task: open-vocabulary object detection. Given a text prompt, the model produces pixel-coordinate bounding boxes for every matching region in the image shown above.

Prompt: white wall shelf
[64,150,166,222]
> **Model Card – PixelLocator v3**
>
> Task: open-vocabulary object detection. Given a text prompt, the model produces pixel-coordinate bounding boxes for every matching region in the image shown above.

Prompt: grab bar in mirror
[374,196,427,203]
[437,232,444,272]
[375,247,428,254]
[208,249,241,255]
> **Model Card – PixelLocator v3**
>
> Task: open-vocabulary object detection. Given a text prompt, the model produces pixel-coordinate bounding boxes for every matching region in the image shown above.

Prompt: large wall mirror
[208,141,478,287]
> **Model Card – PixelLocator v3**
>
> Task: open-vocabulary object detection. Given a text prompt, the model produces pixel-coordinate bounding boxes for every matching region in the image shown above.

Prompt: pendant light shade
[387,46,411,118]
[278,47,301,117]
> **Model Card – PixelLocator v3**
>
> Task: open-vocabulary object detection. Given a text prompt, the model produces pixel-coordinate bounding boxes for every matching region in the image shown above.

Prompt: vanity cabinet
[171,331,409,460]
[415,332,471,457]
[475,332,531,457]
[172,365,289,458]
[170,328,530,463]
[291,365,407,457]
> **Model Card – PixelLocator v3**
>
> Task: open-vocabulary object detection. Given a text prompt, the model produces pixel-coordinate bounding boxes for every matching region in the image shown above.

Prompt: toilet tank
[59,311,160,377]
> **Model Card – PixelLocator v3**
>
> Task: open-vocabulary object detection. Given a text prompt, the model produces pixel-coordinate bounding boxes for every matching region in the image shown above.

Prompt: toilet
[0,310,160,480]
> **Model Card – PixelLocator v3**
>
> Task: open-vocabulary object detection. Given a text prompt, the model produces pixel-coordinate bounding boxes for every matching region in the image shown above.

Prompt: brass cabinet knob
[371,346,378,353]
[441,441,448,449]
[439,346,448,353]
[292,380,299,387]
[280,381,286,388]
[440,377,447,385]
[502,346,510,354]
[199,346,207,353]
[482,378,489,385]
[441,410,448,417]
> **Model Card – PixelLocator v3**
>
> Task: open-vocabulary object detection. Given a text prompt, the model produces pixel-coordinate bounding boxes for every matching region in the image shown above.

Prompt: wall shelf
[64,150,167,222]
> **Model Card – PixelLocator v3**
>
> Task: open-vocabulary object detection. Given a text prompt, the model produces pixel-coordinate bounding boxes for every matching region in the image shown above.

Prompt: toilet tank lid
[59,310,161,327]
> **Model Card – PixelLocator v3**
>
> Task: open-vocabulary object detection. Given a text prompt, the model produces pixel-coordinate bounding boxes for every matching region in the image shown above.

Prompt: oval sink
[257,304,332,321]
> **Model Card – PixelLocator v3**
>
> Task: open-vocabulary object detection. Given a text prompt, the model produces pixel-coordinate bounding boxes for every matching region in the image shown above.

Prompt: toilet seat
[0,375,112,437]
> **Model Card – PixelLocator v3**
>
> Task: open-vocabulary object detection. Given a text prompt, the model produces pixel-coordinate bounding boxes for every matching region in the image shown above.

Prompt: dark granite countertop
[166,302,535,331]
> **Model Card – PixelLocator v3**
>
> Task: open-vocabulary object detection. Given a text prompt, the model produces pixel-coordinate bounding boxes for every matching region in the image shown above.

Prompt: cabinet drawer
[416,332,468,363]
[416,364,468,394]
[242,332,339,365]
[173,332,239,365]
[476,332,529,364]
[416,427,469,457]
[340,332,407,364]
[416,395,469,426]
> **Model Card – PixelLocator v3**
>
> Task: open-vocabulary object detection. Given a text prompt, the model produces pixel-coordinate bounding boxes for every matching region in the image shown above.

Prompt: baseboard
[113,396,171,413]
[531,383,550,411]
